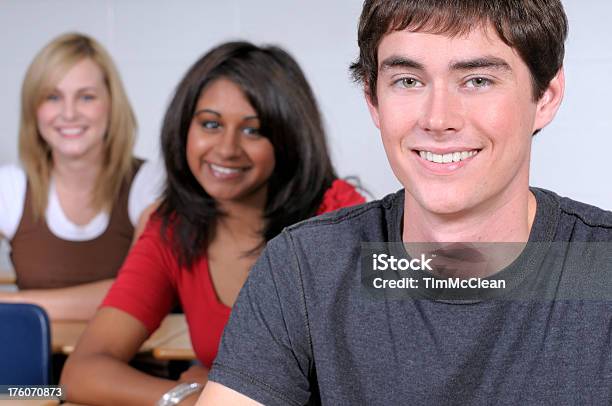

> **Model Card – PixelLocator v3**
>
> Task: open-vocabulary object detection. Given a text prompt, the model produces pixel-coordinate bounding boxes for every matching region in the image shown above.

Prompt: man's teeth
[419,150,478,163]
[210,163,242,174]
[59,128,85,136]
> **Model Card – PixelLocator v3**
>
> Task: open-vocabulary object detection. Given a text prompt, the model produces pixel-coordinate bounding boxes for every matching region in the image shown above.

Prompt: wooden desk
[52,314,190,356]
[141,314,188,352]
[152,330,195,360]
[51,320,86,354]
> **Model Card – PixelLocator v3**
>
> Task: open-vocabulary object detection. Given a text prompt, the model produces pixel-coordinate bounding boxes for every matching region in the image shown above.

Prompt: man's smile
[416,149,480,164]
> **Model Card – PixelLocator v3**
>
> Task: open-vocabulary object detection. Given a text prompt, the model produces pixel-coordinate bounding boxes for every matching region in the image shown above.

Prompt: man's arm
[0,278,113,320]
[197,382,263,405]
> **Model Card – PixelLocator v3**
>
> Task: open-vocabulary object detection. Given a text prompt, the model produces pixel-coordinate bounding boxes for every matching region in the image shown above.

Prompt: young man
[198,0,612,404]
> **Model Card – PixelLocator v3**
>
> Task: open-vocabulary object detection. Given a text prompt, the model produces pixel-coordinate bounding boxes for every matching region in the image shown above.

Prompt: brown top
[10,160,143,289]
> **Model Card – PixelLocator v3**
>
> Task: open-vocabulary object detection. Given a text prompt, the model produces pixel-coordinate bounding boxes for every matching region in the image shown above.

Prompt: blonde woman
[0,33,163,320]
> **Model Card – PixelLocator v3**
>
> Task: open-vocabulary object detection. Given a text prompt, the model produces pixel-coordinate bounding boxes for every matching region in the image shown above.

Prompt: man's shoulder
[534,188,612,242]
[284,189,402,240]
[541,188,612,229]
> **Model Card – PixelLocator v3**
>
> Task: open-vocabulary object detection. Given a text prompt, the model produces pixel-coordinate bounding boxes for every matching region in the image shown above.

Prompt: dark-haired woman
[61,41,364,405]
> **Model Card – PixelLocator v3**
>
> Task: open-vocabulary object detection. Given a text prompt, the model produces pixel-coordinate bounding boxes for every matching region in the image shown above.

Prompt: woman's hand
[179,364,210,385]
[174,366,209,405]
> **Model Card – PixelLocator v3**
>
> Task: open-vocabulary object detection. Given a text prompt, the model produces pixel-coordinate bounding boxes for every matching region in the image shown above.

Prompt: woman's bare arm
[60,307,192,406]
[0,278,113,320]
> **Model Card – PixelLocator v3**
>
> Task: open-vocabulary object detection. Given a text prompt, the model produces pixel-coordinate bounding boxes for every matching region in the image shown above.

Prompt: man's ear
[533,68,565,132]
[365,86,381,130]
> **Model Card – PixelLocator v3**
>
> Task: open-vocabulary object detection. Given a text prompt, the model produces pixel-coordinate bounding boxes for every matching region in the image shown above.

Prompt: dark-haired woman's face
[186,78,275,206]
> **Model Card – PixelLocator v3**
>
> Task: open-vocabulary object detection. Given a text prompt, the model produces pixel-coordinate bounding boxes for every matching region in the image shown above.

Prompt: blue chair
[0,302,51,384]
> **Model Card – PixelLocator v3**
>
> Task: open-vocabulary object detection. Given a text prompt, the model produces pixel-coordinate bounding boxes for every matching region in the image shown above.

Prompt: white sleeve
[128,159,166,226]
[0,164,27,240]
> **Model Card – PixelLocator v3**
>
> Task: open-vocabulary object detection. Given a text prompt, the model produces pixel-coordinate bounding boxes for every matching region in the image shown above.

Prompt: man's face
[367,25,563,216]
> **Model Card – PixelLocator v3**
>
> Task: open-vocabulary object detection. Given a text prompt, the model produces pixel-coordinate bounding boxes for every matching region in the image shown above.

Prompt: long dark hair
[158,41,336,268]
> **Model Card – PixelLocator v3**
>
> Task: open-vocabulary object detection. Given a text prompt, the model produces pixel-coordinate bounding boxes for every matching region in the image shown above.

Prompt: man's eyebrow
[379,56,425,72]
[379,56,512,74]
[450,56,512,72]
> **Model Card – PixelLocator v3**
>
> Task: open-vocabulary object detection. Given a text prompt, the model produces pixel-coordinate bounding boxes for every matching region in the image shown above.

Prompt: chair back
[0,302,51,384]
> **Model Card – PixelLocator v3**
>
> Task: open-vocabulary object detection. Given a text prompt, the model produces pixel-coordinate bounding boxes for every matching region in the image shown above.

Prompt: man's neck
[402,188,537,243]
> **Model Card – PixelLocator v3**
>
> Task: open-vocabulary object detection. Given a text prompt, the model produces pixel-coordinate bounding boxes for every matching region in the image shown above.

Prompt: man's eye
[466,77,492,88]
[395,77,422,89]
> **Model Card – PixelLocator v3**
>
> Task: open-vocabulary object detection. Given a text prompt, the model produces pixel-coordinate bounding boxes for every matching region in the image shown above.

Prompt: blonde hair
[19,32,137,219]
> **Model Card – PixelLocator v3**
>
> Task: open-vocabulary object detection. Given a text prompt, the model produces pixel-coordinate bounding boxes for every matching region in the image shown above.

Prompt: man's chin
[423,202,474,217]
[406,188,477,217]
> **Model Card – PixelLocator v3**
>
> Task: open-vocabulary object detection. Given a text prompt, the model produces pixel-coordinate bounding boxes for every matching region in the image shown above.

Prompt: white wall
[1,0,610,208]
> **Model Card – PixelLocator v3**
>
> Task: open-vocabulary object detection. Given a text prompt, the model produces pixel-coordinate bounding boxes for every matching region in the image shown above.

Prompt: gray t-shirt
[209,188,612,405]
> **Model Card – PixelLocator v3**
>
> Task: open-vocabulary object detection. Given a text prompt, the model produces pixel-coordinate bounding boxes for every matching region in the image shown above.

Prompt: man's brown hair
[350,0,568,104]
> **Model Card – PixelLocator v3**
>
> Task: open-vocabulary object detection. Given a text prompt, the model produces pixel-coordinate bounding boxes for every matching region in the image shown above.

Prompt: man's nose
[418,84,464,136]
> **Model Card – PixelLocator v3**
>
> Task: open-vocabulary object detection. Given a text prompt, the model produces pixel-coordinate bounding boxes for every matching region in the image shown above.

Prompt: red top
[102,179,365,367]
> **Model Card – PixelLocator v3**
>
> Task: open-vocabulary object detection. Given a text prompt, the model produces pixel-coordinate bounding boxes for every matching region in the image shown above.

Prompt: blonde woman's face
[36,58,110,163]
